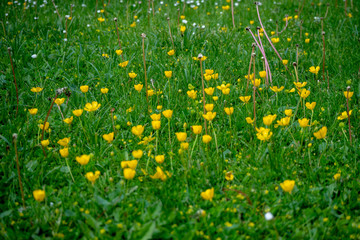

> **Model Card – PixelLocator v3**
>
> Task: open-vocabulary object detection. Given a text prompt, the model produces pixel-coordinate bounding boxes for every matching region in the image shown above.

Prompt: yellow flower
[250,20,254,25]
[121,160,138,169]
[270,86,284,93]
[147,89,155,97]
[118,60,129,68]
[205,69,214,75]
[176,132,187,142]
[204,74,212,81]
[28,108,38,115]
[101,88,109,94]
[128,72,137,79]
[280,180,295,193]
[85,171,100,184]
[59,148,69,158]
[201,188,214,201]
[150,166,169,181]
[259,71,266,78]
[213,96,219,101]
[282,60,288,65]
[180,142,189,150]
[84,101,101,112]
[151,121,161,130]
[309,66,320,75]
[271,38,280,43]
[162,109,173,119]
[58,137,70,147]
[41,139,50,147]
[298,89,310,99]
[130,21,136,27]
[103,132,114,143]
[131,125,144,136]
[306,102,316,110]
[31,87,43,93]
[246,117,254,125]
[251,79,261,87]
[55,98,65,106]
[284,109,293,117]
[205,104,214,112]
[202,135,212,144]
[73,109,83,117]
[180,25,186,33]
[164,71,172,78]
[38,122,50,131]
[298,118,310,128]
[293,82,307,89]
[124,168,136,180]
[245,73,254,80]
[76,155,90,165]
[149,114,160,121]
[187,90,197,99]
[33,190,46,202]
[204,87,215,95]
[287,38,291,42]
[225,171,234,181]
[167,49,175,56]
[305,38,310,43]
[344,91,354,99]
[263,114,277,126]
[337,110,352,120]
[115,49,123,56]
[132,150,143,159]
[334,173,341,180]
[98,17,105,23]
[63,116,73,124]
[222,5,230,10]
[192,125,203,135]
[80,85,89,93]
[256,128,273,141]
[155,155,165,164]
[275,117,291,128]
[134,84,143,92]
[313,126,327,139]
[239,96,251,103]
[224,107,234,116]
[203,112,216,121]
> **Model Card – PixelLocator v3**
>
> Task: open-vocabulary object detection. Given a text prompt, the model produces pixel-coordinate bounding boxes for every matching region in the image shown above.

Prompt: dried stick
[41,93,59,157]
[52,0,61,19]
[245,44,255,96]
[114,18,124,61]
[252,53,256,127]
[231,0,235,28]
[8,48,19,116]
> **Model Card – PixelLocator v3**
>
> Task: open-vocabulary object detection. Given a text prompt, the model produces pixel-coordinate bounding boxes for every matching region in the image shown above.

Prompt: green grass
[0,0,359,239]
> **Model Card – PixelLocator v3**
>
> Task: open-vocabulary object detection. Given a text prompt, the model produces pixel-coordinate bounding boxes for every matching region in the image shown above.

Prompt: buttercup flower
[116,49,123,56]
[31,87,43,93]
[150,166,170,181]
[101,88,109,94]
[84,102,101,112]
[256,128,273,141]
[275,117,291,128]
[73,109,83,117]
[134,84,143,92]
[246,117,254,125]
[224,107,234,116]
[162,110,173,119]
[121,160,138,169]
[132,125,144,136]
[132,150,143,159]
[337,110,352,120]
[180,142,189,150]
[33,190,46,202]
[176,132,187,142]
[202,135,212,144]
[58,137,70,147]
[80,85,89,93]
[205,104,214,112]
[128,72,137,79]
[309,66,320,75]
[152,121,161,130]
[41,140,50,147]
[124,168,136,180]
[63,116,73,124]
[282,60,288,65]
[263,114,277,126]
[280,180,295,193]
[306,102,316,110]
[293,82,307,89]
[28,108,38,115]
[85,171,100,184]
[38,122,50,131]
[76,154,90,165]
[103,132,114,143]
[270,86,284,93]
[55,98,65,106]
[204,87,215,95]
[201,188,214,201]
[187,90,197,99]
[150,113,161,121]
[298,118,310,128]
[118,61,129,68]
[239,96,251,103]
[298,89,310,99]
[344,91,353,99]
[334,173,341,180]
[155,155,165,164]
[192,125,203,134]
[167,49,175,56]
[259,71,266,78]
[313,126,327,139]
[59,148,69,158]
[203,112,216,121]
[225,171,234,181]
[284,109,293,117]
[164,71,172,78]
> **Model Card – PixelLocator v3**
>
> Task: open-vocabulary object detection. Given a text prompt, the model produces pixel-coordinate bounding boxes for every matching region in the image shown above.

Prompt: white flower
[87,24,90,27]
[81,4,86,7]
[64,38,68,42]
[63,30,66,33]
[97,10,101,13]
[182,19,188,24]
[65,15,70,19]
[265,212,274,220]
[31,54,37,59]
[201,25,205,29]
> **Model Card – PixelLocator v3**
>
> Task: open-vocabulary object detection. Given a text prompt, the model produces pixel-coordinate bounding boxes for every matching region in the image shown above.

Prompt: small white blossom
[265,212,274,221]
[31,54,37,59]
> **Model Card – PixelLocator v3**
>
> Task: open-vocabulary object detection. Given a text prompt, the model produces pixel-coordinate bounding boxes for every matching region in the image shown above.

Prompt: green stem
[65,158,75,183]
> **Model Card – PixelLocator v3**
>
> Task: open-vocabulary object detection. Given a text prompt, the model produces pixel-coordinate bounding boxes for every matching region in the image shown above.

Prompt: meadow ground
[0,0,359,239]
